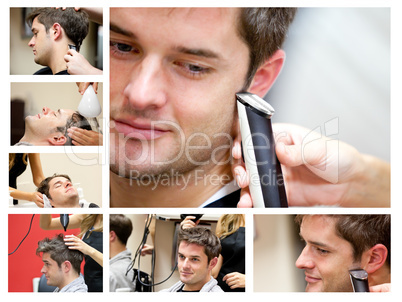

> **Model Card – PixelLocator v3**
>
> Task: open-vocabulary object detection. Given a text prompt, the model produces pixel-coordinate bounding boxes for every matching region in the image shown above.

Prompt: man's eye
[110,41,140,56]
[315,247,329,255]
[174,61,211,78]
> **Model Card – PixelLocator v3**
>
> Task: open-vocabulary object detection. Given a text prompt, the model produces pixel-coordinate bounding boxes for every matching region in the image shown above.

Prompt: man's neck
[47,44,69,74]
[368,266,390,287]
[18,134,47,146]
[59,272,80,290]
[110,243,127,259]
[110,161,233,207]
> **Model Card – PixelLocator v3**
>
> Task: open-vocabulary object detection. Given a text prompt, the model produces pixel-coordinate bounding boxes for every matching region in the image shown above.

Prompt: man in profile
[15,106,94,146]
[295,214,390,292]
[37,174,99,208]
[36,234,87,292]
[26,7,89,75]
[161,227,223,292]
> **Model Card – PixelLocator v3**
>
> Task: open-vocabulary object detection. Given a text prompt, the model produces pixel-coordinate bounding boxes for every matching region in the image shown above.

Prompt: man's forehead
[49,177,70,186]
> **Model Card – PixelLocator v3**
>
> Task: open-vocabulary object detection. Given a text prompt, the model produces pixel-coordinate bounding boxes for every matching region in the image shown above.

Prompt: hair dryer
[349,269,369,292]
[236,92,287,207]
[60,214,69,232]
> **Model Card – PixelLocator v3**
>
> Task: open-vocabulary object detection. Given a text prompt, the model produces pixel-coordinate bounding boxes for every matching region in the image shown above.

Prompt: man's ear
[362,244,388,274]
[62,260,72,273]
[110,231,117,242]
[51,23,63,40]
[247,49,286,98]
[208,257,218,271]
[48,134,67,146]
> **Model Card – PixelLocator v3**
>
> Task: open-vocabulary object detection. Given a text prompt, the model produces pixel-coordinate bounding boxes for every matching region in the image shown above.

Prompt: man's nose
[41,266,46,274]
[295,246,315,270]
[123,56,167,111]
[42,107,53,115]
[28,36,35,47]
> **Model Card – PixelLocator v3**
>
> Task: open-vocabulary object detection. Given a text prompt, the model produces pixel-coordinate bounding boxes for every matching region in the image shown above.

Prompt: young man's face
[40,252,64,287]
[47,176,79,207]
[28,17,52,66]
[295,216,360,292]
[24,107,75,144]
[110,8,250,178]
[177,241,215,291]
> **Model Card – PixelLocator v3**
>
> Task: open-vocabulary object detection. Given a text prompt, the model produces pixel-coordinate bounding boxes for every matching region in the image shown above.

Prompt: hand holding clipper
[236,92,287,207]
[349,269,370,292]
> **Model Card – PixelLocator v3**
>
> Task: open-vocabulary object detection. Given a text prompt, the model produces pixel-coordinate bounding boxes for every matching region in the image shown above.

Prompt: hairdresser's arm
[232,123,390,207]
[39,214,86,230]
[9,188,43,207]
[65,50,103,75]
[64,234,103,267]
[67,127,103,146]
[27,153,45,187]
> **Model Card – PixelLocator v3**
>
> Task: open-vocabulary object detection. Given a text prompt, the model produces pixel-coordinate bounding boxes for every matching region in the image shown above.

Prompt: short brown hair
[178,227,221,262]
[110,214,133,245]
[37,173,72,200]
[26,7,89,51]
[237,8,297,89]
[36,234,83,274]
[295,215,390,266]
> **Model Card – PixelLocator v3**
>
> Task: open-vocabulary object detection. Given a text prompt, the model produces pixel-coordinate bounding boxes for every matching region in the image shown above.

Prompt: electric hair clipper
[236,92,287,207]
[60,214,69,232]
[349,269,369,292]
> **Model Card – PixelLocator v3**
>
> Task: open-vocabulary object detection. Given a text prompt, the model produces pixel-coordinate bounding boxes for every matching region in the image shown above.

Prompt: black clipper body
[236,92,287,207]
[349,269,370,292]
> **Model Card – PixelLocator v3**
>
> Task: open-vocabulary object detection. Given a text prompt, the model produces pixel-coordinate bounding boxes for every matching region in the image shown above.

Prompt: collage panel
[10,7,103,75]
[8,214,103,292]
[10,82,103,147]
[254,214,390,292]
[109,7,390,209]
[9,153,103,208]
[109,213,245,292]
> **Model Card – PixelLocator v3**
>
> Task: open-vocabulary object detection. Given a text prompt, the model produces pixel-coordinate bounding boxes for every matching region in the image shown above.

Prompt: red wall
[8,214,81,292]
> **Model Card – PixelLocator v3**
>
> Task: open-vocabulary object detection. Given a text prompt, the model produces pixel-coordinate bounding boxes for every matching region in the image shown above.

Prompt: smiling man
[15,106,92,146]
[26,7,89,75]
[109,8,296,207]
[161,227,222,292]
[295,215,390,292]
[36,234,87,292]
[37,174,99,208]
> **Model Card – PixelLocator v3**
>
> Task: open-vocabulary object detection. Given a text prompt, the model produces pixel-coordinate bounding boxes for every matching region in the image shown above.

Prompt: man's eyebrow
[174,46,221,60]
[110,23,137,39]
[299,233,331,248]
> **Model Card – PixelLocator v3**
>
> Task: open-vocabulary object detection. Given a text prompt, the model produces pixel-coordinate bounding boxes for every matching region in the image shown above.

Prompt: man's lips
[112,119,170,140]
[305,273,321,283]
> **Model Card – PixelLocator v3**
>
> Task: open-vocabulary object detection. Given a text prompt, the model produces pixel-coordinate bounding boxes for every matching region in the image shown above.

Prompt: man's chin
[305,282,324,292]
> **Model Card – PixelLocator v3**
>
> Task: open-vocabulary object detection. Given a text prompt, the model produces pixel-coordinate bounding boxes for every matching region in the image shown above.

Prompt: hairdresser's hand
[180,216,199,230]
[370,283,391,292]
[65,49,103,75]
[67,127,103,146]
[76,82,99,95]
[232,123,390,207]
[31,191,44,208]
[64,234,92,255]
[223,272,245,289]
[140,244,154,256]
